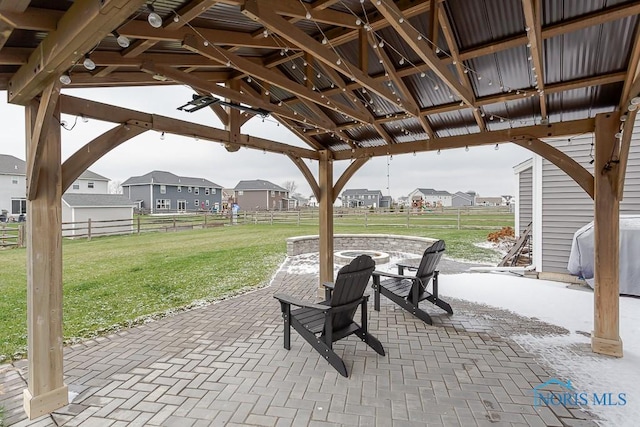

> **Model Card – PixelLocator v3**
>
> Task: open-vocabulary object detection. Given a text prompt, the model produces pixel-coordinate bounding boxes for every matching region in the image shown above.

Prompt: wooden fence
[1,206,512,247]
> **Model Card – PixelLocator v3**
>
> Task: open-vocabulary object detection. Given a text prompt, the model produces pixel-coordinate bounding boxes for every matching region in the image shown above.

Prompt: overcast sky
[0,85,532,199]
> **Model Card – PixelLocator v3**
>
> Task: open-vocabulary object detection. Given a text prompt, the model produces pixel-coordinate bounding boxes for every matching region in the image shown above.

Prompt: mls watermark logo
[533,378,627,407]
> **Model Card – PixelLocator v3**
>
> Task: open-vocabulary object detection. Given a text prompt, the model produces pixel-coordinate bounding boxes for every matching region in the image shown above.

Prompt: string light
[147,4,162,28]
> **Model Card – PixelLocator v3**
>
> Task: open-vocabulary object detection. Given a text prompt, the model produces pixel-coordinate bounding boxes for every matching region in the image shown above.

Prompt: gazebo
[1,0,638,418]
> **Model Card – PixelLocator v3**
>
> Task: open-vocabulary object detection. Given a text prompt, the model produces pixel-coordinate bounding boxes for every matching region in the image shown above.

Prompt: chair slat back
[330,255,375,331]
[415,240,445,282]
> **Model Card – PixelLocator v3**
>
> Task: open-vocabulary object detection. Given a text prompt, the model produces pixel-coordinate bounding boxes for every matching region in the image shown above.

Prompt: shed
[62,194,135,238]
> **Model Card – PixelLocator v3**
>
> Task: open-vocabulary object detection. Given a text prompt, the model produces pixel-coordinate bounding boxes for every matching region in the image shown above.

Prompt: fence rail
[1,206,512,248]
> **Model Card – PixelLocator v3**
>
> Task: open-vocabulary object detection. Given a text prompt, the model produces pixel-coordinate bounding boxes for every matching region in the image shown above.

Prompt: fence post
[87,218,92,241]
[173,216,176,231]
[204,211,207,227]
[137,215,141,234]
[406,208,410,228]
[457,209,461,230]
[270,211,273,225]
[297,210,300,226]
[18,224,25,248]
[364,211,368,228]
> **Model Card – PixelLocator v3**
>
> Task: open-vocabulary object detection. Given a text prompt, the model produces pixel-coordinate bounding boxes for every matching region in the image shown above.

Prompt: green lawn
[0,220,510,363]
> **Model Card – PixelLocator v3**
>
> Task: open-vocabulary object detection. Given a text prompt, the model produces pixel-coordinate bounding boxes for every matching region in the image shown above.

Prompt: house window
[205,200,210,206]
[212,188,216,194]
[205,188,210,195]
[88,182,94,189]
[194,187,199,195]
[238,190,243,195]
[156,199,171,210]
[271,191,275,197]
[11,177,18,184]
[188,187,192,193]
[11,198,26,215]
[72,183,80,190]
[160,185,166,194]
[177,200,186,211]
[194,199,199,208]
[177,186,182,192]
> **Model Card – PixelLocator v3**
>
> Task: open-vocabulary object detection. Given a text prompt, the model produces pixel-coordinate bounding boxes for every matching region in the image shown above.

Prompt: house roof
[0,154,108,180]
[122,171,221,188]
[62,194,135,208]
[342,189,383,196]
[234,180,287,192]
[453,191,474,202]
[414,188,452,196]
[1,1,636,162]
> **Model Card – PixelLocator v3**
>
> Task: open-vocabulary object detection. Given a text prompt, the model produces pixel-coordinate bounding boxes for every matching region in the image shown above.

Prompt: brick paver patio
[1,257,599,426]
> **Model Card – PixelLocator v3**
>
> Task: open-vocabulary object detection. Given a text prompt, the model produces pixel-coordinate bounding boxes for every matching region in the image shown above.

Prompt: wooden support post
[592,112,623,357]
[318,150,334,298]
[87,218,92,241]
[23,99,68,418]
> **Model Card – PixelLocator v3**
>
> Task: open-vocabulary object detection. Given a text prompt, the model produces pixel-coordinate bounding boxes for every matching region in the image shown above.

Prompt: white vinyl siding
[518,167,533,235]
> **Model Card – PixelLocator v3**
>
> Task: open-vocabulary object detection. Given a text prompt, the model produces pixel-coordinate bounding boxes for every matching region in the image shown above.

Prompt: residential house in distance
[397,196,410,208]
[122,171,223,214]
[0,154,109,219]
[409,188,452,208]
[475,196,504,206]
[452,191,476,207]
[234,179,293,211]
[341,189,388,208]
[307,195,341,208]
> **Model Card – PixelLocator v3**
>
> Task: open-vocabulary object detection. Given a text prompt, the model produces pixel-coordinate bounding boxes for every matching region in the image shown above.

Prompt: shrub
[487,226,514,243]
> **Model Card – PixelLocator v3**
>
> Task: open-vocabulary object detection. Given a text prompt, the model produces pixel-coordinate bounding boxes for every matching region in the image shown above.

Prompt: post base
[23,384,69,419]
[591,333,623,357]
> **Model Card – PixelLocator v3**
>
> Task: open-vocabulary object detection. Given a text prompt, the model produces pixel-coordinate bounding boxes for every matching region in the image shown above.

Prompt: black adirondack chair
[371,240,453,325]
[274,255,385,377]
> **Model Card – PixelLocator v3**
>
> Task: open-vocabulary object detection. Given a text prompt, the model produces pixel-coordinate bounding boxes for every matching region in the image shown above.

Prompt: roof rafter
[181,34,372,125]
[521,0,547,119]
[0,0,30,49]
[141,61,335,133]
[371,0,474,106]
[7,0,146,104]
[241,0,420,117]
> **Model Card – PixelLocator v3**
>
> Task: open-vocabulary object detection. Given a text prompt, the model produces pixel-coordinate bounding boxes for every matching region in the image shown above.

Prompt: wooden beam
[288,154,320,201]
[511,136,594,199]
[23,97,68,419]
[333,118,595,160]
[318,150,334,297]
[333,158,369,202]
[617,110,637,199]
[522,0,547,119]
[59,94,320,160]
[7,0,146,104]
[242,0,420,117]
[592,112,623,357]
[428,0,439,50]
[141,62,333,132]
[62,124,147,192]
[437,6,485,131]
[182,35,372,125]
[0,0,29,50]
[26,80,60,200]
[619,24,640,110]
[262,0,360,29]
[372,33,435,138]
[0,7,61,31]
[371,0,475,106]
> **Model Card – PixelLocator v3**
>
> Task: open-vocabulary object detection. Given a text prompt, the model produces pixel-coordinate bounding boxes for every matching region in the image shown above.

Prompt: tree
[109,180,123,194]
[282,180,297,195]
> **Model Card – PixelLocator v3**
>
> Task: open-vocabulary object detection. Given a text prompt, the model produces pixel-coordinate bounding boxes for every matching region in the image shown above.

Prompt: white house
[513,116,640,280]
[408,188,452,208]
[1,154,110,219]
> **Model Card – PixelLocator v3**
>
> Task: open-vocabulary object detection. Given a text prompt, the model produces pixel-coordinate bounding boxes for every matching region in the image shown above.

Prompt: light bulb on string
[147,4,162,28]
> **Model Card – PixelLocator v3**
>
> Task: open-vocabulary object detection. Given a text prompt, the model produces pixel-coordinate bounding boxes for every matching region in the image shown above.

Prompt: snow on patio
[285,253,640,426]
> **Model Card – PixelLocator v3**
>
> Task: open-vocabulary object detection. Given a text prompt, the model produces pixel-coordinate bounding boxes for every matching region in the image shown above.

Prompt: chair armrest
[322,282,335,300]
[273,293,330,311]
[372,270,415,281]
[322,282,335,290]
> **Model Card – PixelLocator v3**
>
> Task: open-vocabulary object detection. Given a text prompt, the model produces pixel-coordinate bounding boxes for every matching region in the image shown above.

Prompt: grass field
[0,220,511,363]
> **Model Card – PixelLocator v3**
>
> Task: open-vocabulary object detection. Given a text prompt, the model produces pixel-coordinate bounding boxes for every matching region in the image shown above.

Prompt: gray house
[122,171,223,214]
[514,116,640,279]
[234,180,292,211]
[451,191,475,207]
[341,189,385,208]
[0,154,109,219]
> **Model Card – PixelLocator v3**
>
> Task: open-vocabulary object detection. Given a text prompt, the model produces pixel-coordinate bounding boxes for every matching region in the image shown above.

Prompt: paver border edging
[286,234,438,256]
